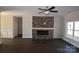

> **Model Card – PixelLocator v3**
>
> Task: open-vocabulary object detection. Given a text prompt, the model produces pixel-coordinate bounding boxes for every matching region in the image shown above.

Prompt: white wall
[1,12,13,38]
[1,11,32,38]
[23,15,32,38]
[63,11,79,48]
[54,16,63,38]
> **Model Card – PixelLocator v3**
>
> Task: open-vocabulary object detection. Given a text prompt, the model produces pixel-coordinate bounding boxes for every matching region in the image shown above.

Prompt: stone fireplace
[32,16,54,39]
[32,29,53,39]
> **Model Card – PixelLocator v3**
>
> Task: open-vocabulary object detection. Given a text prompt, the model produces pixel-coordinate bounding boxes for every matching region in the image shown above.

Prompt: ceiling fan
[38,6,58,15]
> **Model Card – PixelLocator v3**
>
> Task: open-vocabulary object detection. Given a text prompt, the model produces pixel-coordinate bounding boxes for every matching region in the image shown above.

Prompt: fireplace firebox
[37,30,48,35]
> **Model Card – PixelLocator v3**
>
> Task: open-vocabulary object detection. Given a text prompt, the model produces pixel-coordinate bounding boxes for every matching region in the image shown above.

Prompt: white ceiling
[0,6,79,16]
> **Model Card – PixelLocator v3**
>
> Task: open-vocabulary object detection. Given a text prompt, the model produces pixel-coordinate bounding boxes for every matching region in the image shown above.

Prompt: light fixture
[44,11,50,15]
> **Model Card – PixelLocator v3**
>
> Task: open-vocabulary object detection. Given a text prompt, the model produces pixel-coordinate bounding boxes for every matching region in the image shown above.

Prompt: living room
[0,6,79,53]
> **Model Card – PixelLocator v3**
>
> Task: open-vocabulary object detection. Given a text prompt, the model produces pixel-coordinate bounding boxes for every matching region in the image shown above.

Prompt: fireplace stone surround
[32,16,54,39]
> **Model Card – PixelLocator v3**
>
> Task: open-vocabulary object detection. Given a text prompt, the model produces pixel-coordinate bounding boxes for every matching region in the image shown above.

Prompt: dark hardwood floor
[0,38,79,53]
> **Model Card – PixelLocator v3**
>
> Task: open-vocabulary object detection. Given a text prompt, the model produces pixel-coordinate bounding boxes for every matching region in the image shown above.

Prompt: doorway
[13,16,22,38]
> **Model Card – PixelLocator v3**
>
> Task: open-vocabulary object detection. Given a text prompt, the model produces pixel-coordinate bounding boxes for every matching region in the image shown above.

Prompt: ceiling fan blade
[48,6,55,10]
[38,10,45,14]
[50,10,58,12]
[38,8,46,10]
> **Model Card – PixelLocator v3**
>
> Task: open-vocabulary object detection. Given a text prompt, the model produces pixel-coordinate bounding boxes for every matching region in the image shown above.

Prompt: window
[66,21,79,38]
[74,21,79,37]
[67,22,73,36]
